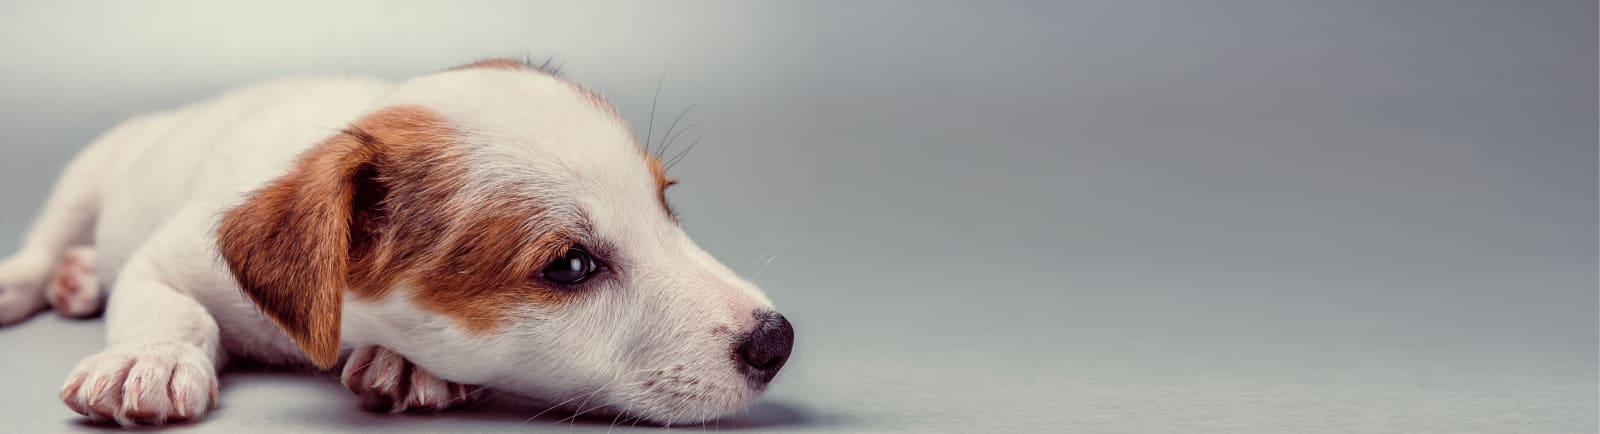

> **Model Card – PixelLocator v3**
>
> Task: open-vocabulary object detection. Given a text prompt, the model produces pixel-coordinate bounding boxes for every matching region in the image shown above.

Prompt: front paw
[46,247,103,318]
[60,342,219,426]
[0,252,51,325]
[341,346,477,413]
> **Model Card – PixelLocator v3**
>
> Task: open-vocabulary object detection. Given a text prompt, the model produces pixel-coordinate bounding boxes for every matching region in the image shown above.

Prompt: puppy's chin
[525,367,760,425]
[620,372,762,425]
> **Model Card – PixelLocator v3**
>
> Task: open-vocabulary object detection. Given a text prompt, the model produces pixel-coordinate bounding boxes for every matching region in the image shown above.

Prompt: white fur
[0,68,779,426]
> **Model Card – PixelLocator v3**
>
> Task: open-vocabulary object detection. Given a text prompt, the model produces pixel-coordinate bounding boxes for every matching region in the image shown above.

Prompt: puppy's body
[98,78,392,365]
[0,61,792,426]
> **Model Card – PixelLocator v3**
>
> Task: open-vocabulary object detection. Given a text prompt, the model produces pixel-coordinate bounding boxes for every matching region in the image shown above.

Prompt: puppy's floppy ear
[216,129,387,369]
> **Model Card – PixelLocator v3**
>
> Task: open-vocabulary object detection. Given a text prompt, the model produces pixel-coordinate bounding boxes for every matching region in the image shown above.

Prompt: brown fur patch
[646,156,678,219]
[217,105,581,368]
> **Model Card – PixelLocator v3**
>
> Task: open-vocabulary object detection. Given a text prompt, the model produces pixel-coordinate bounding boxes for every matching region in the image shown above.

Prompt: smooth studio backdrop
[0,1,1595,433]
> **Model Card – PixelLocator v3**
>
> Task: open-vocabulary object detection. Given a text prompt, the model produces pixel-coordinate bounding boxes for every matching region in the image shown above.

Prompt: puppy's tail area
[0,113,160,324]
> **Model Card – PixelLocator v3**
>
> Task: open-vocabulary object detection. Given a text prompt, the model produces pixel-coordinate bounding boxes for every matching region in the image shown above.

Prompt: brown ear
[216,130,384,369]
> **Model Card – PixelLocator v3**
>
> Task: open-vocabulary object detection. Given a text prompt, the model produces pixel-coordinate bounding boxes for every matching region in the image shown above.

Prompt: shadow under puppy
[0,58,793,427]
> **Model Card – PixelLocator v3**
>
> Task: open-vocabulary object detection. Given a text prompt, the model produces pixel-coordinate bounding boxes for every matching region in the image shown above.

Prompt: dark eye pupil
[543,248,594,284]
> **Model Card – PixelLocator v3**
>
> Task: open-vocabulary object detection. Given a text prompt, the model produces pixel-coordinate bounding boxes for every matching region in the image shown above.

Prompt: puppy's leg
[0,114,152,325]
[0,149,103,323]
[47,246,103,318]
[0,249,53,325]
[342,346,479,413]
[60,244,221,426]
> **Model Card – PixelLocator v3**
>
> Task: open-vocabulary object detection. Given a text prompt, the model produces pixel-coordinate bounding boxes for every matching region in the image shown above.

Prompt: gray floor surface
[1,1,1596,433]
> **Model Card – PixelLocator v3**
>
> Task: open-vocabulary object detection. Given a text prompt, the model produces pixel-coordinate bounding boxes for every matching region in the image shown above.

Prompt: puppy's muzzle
[736,310,794,385]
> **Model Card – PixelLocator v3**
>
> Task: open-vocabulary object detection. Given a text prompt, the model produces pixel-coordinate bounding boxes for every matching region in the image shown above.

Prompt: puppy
[0,58,793,427]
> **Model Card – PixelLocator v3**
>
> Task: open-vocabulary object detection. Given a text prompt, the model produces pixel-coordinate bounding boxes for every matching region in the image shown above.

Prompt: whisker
[745,249,779,278]
[656,104,698,159]
[643,65,669,155]
[664,136,702,171]
[660,121,702,160]
[522,385,607,424]
[607,401,630,433]
[554,396,608,425]
[751,251,780,283]
[559,393,600,426]
[529,367,662,426]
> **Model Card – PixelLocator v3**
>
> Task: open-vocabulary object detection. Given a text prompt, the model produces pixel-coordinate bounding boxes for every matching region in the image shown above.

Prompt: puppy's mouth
[520,364,757,426]
[526,312,794,425]
[623,364,762,424]
[554,316,794,424]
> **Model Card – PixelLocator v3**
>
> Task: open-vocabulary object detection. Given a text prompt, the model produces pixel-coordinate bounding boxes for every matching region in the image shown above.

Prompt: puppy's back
[96,77,396,279]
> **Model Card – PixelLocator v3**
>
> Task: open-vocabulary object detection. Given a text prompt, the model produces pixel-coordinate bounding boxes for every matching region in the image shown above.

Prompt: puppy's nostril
[736,311,794,384]
[741,344,783,370]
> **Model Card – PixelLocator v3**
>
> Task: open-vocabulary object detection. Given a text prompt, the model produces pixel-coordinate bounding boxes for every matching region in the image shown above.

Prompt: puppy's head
[216,59,792,423]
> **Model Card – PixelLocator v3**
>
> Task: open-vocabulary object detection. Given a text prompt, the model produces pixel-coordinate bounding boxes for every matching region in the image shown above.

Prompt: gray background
[0,1,1594,433]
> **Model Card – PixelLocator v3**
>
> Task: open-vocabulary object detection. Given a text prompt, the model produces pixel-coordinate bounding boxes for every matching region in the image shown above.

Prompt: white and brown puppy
[0,58,793,427]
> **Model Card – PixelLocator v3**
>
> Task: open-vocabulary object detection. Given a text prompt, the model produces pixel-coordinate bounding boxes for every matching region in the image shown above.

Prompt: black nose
[736,311,794,384]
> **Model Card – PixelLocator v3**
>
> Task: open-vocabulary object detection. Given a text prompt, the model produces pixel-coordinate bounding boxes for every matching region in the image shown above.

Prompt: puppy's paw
[61,341,219,426]
[342,346,477,413]
[0,252,52,325]
[47,246,103,318]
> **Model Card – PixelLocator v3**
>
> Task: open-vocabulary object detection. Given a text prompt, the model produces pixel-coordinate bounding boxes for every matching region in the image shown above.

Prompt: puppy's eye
[541,247,597,284]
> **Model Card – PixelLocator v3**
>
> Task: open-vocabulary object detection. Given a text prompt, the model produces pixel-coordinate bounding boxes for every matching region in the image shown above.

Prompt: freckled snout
[736,311,794,385]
